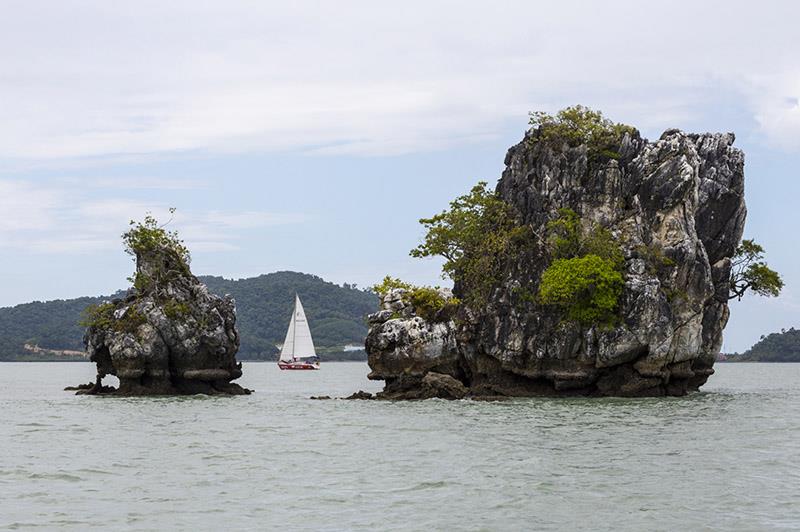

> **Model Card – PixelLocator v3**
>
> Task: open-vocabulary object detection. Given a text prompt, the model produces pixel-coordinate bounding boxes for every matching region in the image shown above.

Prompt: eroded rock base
[68,375,252,396]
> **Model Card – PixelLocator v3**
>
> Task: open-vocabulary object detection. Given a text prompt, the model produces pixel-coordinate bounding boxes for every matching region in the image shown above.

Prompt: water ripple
[0,362,798,530]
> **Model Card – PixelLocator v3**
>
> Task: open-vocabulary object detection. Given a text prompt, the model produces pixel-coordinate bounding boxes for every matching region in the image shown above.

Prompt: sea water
[1,362,799,531]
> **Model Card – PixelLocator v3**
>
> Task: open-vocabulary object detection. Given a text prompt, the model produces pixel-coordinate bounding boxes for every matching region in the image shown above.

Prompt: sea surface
[1,362,799,531]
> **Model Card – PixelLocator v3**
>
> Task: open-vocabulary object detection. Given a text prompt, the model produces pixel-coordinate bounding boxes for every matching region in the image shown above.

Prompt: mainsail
[279,294,317,362]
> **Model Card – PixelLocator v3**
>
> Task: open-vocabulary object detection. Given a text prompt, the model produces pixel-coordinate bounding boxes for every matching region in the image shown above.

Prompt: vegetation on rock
[528,105,636,160]
[729,239,783,300]
[538,255,624,326]
[123,209,190,270]
[80,302,147,334]
[538,208,625,326]
[372,276,459,322]
[410,181,531,306]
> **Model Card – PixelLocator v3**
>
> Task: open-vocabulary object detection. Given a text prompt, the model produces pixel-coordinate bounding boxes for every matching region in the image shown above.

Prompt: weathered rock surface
[75,240,250,396]
[366,128,745,398]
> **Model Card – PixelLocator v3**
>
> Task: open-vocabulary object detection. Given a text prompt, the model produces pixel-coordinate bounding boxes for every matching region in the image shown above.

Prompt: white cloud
[0,180,61,231]
[2,1,800,161]
[0,178,304,255]
[57,177,206,190]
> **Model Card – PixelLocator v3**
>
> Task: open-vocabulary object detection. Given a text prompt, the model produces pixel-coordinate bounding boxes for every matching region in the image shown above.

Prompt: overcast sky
[1,0,798,351]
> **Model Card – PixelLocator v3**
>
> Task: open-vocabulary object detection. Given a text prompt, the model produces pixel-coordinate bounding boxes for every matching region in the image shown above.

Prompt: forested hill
[729,328,800,362]
[0,271,377,361]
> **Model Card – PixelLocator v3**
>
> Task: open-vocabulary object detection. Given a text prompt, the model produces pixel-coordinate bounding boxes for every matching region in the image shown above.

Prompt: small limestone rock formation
[365,288,465,399]
[366,127,745,398]
[74,217,250,396]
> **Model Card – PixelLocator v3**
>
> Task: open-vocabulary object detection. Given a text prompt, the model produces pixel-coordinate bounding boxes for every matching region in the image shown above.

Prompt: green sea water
[1,362,798,531]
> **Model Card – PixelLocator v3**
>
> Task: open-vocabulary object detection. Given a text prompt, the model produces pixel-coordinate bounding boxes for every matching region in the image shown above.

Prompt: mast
[292,293,298,360]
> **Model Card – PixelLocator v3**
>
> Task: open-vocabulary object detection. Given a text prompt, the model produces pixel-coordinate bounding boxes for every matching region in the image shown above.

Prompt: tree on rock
[729,239,783,300]
[74,210,250,396]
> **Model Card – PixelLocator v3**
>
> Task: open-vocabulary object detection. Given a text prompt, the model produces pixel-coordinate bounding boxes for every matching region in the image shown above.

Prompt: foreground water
[1,362,799,531]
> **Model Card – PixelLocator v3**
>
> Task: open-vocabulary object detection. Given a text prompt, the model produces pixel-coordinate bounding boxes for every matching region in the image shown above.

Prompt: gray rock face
[78,243,250,396]
[366,129,745,397]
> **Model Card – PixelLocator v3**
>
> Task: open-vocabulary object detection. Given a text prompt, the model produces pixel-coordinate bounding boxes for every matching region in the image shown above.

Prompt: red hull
[278,362,320,370]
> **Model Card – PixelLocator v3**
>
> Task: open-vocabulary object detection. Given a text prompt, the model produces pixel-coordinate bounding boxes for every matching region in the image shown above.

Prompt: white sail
[279,294,317,362]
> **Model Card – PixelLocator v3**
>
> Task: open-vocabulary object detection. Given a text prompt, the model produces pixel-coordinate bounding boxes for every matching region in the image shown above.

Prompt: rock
[73,230,251,396]
[344,390,375,400]
[65,378,115,394]
[64,382,94,391]
[365,128,745,398]
[420,372,467,399]
[367,309,394,324]
[310,395,332,400]
[366,316,461,382]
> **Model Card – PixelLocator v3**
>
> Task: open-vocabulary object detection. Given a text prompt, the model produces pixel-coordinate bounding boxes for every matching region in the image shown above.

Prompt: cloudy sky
[1,0,798,351]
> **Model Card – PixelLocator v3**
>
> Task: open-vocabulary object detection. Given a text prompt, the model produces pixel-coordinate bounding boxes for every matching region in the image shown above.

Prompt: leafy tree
[529,105,636,160]
[410,181,530,305]
[729,239,783,300]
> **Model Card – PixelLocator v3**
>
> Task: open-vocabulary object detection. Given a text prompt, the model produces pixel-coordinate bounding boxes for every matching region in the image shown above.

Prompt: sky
[1,0,799,352]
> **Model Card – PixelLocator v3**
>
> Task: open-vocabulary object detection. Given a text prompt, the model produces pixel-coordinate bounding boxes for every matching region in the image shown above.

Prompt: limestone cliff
[366,128,745,397]
[74,227,249,396]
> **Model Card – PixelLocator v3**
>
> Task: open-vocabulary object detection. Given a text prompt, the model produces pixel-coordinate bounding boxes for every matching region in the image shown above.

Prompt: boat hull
[278,362,320,370]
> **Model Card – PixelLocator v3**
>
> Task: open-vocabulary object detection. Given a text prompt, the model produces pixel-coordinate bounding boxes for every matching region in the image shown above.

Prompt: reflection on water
[1,362,799,531]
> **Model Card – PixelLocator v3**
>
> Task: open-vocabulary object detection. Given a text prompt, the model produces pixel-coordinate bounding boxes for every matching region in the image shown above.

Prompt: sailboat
[278,294,320,370]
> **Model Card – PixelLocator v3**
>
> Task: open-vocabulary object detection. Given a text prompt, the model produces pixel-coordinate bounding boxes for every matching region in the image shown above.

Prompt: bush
[123,209,190,276]
[372,276,412,296]
[372,276,459,322]
[538,255,624,326]
[80,302,116,330]
[538,208,626,326]
[163,299,191,320]
[529,105,636,160]
[80,302,147,333]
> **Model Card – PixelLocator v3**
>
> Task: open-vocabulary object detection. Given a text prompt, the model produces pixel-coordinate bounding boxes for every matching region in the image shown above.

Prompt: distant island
[724,328,800,362]
[0,271,376,362]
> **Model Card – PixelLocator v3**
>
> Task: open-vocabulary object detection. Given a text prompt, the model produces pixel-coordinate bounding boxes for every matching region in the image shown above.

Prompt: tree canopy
[410,181,530,305]
[729,239,783,300]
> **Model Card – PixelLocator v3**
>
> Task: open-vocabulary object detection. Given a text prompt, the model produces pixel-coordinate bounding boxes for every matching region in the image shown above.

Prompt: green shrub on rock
[529,105,636,160]
[80,302,146,333]
[372,276,459,322]
[163,299,191,320]
[538,255,624,326]
[538,208,625,327]
[123,209,191,279]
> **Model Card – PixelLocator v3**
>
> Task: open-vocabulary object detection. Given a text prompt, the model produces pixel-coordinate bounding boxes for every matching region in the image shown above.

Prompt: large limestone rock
[76,238,250,396]
[366,128,745,397]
